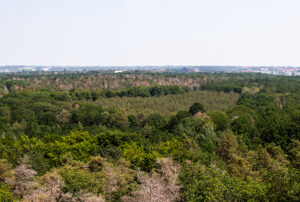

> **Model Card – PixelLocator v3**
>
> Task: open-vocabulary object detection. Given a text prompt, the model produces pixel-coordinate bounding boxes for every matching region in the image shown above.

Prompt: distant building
[41,67,50,71]
[182,68,190,72]
[182,68,200,73]
[277,71,291,76]
[18,67,36,71]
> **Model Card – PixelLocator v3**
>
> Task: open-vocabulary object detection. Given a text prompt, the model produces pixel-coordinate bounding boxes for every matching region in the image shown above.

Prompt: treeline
[68,85,191,100]
[1,71,299,94]
[201,83,243,93]
[1,84,191,101]
[200,73,300,93]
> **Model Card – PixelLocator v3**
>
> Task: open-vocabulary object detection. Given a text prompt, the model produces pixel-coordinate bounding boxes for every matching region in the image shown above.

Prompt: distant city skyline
[0,65,299,77]
[1,0,300,66]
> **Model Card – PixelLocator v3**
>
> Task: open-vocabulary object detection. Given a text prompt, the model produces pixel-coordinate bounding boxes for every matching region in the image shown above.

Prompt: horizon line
[0,65,300,67]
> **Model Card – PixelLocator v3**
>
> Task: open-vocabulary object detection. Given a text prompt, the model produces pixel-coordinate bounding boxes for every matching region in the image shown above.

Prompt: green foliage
[61,167,106,195]
[223,176,267,201]
[40,131,98,167]
[189,102,205,115]
[27,150,51,175]
[167,111,192,131]
[0,72,298,201]
[256,106,291,148]
[88,156,105,172]
[143,113,167,130]
[95,90,238,116]
[217,131,239,162]
[196,123,218,153]
[71,103,104,126]
[128,115,138,129]
[175,116,207,138]
[227,105,260,148]
[180,164,226,202]
[180,163,267,201]
[237,93,278,109]
[287,140,300,168]
[0,182,16,201]
[208,110,229,131]
[122,142,159,172]
[4,80,29,91]
[176,110,192,120]
[0,159,12,182]
[260,164,299,201]
[104,159,137,201]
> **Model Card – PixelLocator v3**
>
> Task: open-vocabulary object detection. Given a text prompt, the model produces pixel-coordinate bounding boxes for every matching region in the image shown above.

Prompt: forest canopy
[0,72,299,201]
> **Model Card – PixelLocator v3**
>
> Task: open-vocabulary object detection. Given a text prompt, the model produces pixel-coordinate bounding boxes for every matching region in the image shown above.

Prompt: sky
[0,0,300,66]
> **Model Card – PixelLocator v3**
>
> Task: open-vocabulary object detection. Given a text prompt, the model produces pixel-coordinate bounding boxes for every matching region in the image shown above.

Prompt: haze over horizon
[1,0,300,66]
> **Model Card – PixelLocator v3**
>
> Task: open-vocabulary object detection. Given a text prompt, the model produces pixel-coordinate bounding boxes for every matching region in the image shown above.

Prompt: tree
[0,106,11,130]
[179,164,226,202]
[208,110,229,131]
[61,168,106,195]
[143,113,167,130]
[189,103,205,115]
[256,106,290,148]
[125,158,180,202]
[0,159,12,182]
[104,159,137,201]
[31,102,60,126]
[122,142,158,172]
[88,156,105,172]
[217,131,238,162]
[287,140,300,168]
[71,103,104,126]
[110,109,129,130]
[128,115,138,129]
[39,170,65,200]
[237,93,278,109]
[176,111,191,121]
[149,86,162,96]
[175,116,206,138]
[8,156,37,199]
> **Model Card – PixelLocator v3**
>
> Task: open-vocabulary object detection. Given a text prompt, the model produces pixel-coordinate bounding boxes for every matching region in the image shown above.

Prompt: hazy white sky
[0,0,299,66]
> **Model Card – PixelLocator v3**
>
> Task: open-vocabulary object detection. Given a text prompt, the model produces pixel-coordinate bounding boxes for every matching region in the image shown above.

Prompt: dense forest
[0,72,299,201]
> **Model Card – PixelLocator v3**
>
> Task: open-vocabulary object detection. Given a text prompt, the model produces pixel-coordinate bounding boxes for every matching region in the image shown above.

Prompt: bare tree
[23,188,55,202]
[6,155,38,199]
[135,169,165,202]
[41,170,65,200]
[124,158,181,202]
[155,158,181,201]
